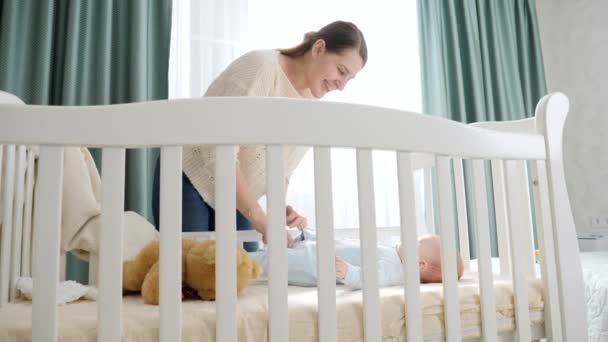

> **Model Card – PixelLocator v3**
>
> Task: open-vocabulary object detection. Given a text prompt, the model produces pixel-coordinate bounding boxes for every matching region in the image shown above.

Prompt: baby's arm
[377,259,405,287]
[337,257,363,289]
[248,243,319,286]
[336,257,403,290]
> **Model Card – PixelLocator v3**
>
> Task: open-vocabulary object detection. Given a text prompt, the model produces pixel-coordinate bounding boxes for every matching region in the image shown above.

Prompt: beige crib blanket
[0,274,545,341]
[60,147,158,262]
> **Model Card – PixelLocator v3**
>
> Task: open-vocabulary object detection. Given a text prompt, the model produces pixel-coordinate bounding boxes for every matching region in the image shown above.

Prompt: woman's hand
[286,205,307,229]
[260,227,295,248]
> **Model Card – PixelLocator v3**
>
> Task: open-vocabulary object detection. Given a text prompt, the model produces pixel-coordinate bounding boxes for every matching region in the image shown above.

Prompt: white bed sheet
[470,253,607,341]
[580,251,608,342]
[0,274,544,341]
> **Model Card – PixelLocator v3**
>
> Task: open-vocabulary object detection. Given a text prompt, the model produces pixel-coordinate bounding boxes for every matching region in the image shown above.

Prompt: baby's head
[398,234,464,283]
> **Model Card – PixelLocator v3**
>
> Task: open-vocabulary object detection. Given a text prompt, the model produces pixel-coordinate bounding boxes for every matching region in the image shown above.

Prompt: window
[169,0,422,230]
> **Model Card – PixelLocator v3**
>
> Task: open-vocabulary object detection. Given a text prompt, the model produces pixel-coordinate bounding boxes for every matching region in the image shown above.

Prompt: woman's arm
[284,177,307,229]
[235,164,266,233]
[235,164,294,246]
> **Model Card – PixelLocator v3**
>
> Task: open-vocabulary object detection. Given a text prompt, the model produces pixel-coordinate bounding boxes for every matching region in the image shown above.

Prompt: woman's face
[308,39,364,98]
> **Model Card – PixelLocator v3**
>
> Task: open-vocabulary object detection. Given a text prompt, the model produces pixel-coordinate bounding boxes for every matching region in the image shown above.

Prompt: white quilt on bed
[0,275,544,342]
[581,251,608,342]
[470,253,607,341]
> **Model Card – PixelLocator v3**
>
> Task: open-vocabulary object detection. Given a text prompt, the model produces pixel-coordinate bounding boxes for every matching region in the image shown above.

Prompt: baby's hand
[335,256,347,280]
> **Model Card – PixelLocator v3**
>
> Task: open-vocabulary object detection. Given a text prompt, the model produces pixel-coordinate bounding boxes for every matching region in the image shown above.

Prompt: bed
[469,251,608,342]
[0,91,588,341]
[0,276,547,341]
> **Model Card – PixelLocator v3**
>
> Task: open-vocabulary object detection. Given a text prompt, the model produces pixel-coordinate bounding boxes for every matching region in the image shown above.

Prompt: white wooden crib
[0,92,587,341]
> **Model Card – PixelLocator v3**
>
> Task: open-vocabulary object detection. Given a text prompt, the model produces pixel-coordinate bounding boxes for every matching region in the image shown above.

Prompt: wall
[536,0,608,234]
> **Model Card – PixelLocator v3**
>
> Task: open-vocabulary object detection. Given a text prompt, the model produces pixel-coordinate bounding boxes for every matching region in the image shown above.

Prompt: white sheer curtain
[169,0,423,232]
[169,0,250,99]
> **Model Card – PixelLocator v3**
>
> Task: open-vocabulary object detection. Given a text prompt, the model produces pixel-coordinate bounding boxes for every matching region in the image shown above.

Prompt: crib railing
[0,144,36,306]
[0,91,37,309]
[0,93,587,342]
[470,114,566,341]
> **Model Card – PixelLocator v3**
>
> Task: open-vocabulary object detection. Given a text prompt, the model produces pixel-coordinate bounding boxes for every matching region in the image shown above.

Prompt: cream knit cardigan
[182,50,310,208]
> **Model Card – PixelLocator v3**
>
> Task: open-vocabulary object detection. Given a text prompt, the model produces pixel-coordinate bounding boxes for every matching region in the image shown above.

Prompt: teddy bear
[122,239,262,304]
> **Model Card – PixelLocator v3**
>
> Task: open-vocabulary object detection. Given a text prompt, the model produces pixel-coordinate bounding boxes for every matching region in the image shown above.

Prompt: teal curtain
[0,0,172,281]
[417,0,547,257]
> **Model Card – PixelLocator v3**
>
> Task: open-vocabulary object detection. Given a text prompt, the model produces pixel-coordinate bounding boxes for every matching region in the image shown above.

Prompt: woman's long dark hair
[279,21,367,66]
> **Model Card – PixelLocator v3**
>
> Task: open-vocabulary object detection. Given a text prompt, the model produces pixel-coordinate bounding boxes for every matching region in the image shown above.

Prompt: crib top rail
[0,96,547,160]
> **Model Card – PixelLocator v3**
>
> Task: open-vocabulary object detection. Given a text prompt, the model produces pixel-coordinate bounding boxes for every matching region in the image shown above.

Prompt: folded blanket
[61,147,159,262]
[15,277,97,305]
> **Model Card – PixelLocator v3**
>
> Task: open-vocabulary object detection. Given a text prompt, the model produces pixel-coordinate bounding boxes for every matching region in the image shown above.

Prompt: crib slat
[503,160,532,341]
[59,252,66,281]
[88,254,98,285]
[159,147,183,342]
[491,160,511,275]
[396,152,424,342]
[32,146,63,342]
[356,149,382,341]
[215,146,237,342]
[10,146,26,300]
[513,162,536,276]
[0,145,15,307]
[266,145,289,342]
[435,156,462,342]
[470,160,498,341]
[531,161,563,341]
[0,146,3,223]
[98,148,126,342]
[423,168,435,233]
[411,153,436,235]
[452,157,470,269]
[313,147,337,342]
[21,150,36,277]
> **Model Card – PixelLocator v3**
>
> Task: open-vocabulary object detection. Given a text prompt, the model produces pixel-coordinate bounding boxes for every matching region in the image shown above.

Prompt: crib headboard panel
[534,94,587,340]
[0,92,587,342]
[463,94,585,341]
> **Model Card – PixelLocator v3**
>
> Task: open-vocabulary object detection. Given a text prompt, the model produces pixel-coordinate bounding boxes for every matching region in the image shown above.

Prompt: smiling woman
[277,21,367,98]
[169,0,422,231]
[153,21,368,251]
[244,1,422,230]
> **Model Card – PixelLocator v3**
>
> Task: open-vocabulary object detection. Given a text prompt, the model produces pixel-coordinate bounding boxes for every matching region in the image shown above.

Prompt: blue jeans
[152,157,259,252]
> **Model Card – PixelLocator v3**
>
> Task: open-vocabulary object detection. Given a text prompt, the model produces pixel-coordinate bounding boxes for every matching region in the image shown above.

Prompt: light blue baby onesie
[248,229,404,289]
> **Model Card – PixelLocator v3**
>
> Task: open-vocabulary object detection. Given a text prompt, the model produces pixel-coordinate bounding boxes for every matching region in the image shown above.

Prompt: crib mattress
[0,274,545,341]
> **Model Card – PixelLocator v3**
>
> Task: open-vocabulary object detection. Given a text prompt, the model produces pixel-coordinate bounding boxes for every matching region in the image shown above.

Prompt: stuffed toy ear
[236,246,245,265]
[198,240,217,265]
[236,247,262,279]
[251,261,263,279]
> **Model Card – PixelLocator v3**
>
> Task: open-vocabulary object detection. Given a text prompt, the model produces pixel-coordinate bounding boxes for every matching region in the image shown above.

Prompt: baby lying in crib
[248,229,464,289]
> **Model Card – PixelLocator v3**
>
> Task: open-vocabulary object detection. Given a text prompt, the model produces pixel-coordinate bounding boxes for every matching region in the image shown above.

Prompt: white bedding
[470,253,608,341]
[0,275,544,341]
[581,251,608,342]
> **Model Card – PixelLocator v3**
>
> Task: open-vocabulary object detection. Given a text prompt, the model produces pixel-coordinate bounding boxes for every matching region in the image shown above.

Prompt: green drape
[417,0,547,257]
[0,0,172,281]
